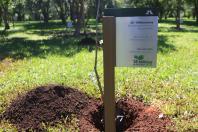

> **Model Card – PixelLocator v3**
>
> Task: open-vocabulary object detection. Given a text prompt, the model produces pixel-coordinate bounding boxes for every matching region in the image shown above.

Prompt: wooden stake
[103,16,116,132]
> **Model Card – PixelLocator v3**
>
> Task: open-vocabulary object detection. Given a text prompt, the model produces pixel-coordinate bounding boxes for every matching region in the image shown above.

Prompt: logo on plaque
[146,10,154,15]
[133,55,153,66]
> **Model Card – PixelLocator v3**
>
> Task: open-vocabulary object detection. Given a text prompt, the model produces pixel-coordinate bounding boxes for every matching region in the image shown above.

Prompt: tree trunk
[34,13,40,21]
[69,0,75,21]
[159,14,163,21]
[17,12,23,21]
[74,19,81,36]
[195,0,198,24]
[17,6,23,21]
[2,8,10,30]
[44,14,49,23]
[60,13,66,24]
[3,18,10,30]
[42,11,49,24]
[0,8,2,26]
[164,10,170,20]
[59,4,66,24]
[176,0,182,30]
[41,0,50,24]
[0,18,2,26]
[74,0,85,36]
[55,1,67,24]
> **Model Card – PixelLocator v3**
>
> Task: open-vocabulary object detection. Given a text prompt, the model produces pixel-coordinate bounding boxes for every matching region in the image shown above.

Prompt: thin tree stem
[94,0,104,102]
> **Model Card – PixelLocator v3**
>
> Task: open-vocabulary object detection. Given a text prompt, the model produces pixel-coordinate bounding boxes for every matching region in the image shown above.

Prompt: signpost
[103,8,158,132]
[103,16,116,132]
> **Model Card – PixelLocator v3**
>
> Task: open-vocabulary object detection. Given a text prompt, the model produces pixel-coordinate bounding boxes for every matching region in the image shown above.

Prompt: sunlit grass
[0,19,198,131]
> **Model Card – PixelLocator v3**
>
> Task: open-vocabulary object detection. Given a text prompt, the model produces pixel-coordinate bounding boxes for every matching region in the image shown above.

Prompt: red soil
[1,85,173,131]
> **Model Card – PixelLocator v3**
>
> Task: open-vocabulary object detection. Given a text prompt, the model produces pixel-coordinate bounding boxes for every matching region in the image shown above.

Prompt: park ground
[0,19,198,131]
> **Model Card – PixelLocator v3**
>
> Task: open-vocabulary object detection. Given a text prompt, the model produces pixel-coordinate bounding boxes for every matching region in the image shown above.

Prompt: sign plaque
[105,8,158,67]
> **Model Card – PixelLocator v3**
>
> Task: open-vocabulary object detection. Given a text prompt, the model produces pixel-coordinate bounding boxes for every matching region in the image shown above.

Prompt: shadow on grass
[160,19,198,26]
[158,35,177,54]
[0,35,175,61]
[23,21,66,30]
[23,20,99,30]
[0,20,177,61]
[159,26,198,33]
[0,36,95,61]
[159,19,198,33]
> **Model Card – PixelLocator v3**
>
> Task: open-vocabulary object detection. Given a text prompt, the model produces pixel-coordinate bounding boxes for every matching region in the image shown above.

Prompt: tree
[176,0,181,29]
[0,0,11,30]
[27,0,51,23]
[187,0,198,23]
[12,0,26,21]
[0,5,2,23]
[194,0,198,23]
[163,0,175,19]
[25,0,40,21]
[39,0,51,23]
[68,0,87,36]
[175,0,185,29]
[53,0,68,24]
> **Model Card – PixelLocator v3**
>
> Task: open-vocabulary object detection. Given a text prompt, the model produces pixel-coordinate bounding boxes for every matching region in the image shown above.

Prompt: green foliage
[1,0,198,31]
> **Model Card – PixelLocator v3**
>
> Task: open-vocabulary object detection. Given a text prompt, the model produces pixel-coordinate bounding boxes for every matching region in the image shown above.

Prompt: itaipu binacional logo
[133,55,152,66]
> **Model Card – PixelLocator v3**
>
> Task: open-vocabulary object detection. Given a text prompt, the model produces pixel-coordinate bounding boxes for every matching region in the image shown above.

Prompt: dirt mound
[80,98,172,132]
[2,85,92,131]
[2,85,173,131]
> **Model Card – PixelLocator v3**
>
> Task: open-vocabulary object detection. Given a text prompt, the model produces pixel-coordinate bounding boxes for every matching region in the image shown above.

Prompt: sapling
[94,0,104,102]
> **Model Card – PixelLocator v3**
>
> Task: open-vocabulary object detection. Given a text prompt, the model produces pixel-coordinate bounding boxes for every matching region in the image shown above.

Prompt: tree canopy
[0,0,198,33]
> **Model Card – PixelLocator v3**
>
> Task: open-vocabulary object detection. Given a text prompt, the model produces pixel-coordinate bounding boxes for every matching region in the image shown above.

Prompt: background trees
[39,0,51,23]
[53,0,69,24]
[187,0,198,23]
[194,0,198,23]
[0,0,198,33]
[12,0,26,21]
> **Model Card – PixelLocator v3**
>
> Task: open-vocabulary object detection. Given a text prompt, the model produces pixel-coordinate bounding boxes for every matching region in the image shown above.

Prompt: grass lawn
[0,19,198,131]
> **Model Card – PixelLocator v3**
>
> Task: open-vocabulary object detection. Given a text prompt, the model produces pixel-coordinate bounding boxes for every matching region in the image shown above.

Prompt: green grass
[0,19,198,131]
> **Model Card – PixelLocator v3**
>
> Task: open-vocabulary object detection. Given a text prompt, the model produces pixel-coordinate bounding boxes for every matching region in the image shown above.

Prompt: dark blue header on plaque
[104,8,158,17]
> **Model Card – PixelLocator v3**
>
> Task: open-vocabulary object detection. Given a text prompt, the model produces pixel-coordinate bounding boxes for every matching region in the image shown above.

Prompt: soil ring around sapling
[79,98,173,132]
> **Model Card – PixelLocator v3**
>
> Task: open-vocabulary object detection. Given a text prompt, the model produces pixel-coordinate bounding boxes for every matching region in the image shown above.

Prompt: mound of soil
[2,85,92,131]
[2,85,173,131]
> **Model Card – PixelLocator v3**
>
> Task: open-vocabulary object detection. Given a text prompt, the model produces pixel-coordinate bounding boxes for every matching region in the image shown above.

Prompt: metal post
[103,16,116,132]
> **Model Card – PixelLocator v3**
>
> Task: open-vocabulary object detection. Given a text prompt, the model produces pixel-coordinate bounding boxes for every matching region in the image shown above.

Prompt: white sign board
[104,8,158,68]
[116,16,158,67]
